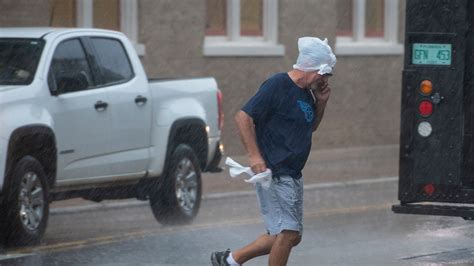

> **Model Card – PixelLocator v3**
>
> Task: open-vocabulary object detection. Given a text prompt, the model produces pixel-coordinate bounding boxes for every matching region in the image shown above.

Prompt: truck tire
[149,144,202,225]
[0,156,49,246]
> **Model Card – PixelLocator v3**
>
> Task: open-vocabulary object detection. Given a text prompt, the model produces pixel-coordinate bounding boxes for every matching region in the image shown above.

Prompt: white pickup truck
[0,28,223,246]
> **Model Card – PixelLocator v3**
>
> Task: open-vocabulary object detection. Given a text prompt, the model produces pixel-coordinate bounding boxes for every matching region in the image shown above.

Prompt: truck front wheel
[0,156,49,246]
[149,144,202,225]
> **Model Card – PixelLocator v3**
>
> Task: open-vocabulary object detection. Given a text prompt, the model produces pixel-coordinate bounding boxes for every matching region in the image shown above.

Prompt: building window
[206,0,227,36]
[336,0,353,37]
[204,0,285,57]
[49,0,145,56]
[335,0,402,55]
[240,0,263,36]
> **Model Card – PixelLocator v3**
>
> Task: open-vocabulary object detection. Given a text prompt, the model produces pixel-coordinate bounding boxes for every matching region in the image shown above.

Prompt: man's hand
[250,155,267,174]
[314,82,331,103]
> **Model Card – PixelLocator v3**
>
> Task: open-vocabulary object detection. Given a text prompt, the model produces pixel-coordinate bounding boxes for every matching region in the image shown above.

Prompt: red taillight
[423,183,435,196]
[419,100,433,117]
[217,89,224,130]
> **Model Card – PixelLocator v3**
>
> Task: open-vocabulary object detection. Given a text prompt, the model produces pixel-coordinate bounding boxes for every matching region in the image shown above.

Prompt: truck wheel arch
[166,119,208,171]
[3,125,57,195]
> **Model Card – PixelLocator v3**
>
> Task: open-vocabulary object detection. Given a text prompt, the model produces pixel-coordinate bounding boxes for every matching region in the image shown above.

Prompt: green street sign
[412,43,452,65]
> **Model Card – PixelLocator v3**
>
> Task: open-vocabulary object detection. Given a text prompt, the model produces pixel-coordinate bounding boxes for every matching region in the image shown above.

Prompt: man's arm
[234,110,267,174]
[312,99,327,132]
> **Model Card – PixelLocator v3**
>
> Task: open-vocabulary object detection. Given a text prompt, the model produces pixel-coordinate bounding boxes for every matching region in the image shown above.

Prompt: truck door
[394,0,474,217]
[49,38,112,181]
[88,37,152,176]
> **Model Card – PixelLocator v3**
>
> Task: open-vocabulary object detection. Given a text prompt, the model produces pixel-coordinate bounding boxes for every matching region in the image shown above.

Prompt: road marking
[0,253,35,261]
[8,203,392,256]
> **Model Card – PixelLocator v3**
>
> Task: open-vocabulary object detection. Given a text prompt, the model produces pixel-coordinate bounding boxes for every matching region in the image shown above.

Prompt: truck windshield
[0,38,44,85]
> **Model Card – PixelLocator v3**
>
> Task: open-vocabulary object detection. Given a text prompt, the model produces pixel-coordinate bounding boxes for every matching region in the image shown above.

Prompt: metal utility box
[393,0,474,218]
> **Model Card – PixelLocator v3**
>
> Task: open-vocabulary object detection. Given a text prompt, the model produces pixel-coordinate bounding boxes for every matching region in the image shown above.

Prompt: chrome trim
[174,158,198,215]
[19,171,44,231]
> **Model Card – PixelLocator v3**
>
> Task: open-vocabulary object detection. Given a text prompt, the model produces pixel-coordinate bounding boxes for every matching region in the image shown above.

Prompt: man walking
[211,37,336,266]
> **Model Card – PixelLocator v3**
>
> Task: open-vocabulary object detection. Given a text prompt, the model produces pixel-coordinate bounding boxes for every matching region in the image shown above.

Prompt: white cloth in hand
[225,157,272,188]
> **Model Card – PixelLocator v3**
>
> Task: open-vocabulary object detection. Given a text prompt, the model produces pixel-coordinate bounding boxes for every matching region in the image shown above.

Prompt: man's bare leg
[268,230,301,266]
[232,233,276,264]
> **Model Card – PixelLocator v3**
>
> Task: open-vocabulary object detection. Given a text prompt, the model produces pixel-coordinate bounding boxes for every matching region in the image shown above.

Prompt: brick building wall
[0,0,406,155]
[138,0,405,155]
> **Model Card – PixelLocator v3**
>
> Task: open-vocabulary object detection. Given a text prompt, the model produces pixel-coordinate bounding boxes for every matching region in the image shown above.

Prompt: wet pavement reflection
[1,179,474,265]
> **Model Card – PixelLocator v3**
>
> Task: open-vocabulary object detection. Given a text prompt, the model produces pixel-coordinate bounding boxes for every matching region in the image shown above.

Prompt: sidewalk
[203,144,399,194]
[50,145,399,212]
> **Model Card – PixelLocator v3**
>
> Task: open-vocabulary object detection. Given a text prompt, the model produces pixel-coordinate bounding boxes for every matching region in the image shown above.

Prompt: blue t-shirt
[241,72,317,179]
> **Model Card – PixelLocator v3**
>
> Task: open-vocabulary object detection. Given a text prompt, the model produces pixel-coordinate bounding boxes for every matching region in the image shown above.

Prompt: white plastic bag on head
[293,37,337,75]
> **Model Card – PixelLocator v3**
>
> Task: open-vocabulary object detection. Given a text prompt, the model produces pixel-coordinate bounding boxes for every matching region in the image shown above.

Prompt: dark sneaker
[210,248,231,266]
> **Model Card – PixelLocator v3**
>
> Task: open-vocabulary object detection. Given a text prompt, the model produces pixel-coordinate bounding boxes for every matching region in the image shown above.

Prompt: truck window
[90,37,134,85]
[50,38,95,94]
[0,39,44,85]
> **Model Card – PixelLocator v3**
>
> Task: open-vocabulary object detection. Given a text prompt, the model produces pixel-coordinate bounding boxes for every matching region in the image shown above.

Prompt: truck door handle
[135,95,148,106]
[94,101,108,111]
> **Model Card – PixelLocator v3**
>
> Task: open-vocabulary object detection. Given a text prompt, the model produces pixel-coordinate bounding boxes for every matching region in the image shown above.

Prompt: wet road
[1,179,474,265]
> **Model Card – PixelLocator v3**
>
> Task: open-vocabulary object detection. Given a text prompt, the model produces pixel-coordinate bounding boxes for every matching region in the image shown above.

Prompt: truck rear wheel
[0,156,49,246]
[149,144,202,225]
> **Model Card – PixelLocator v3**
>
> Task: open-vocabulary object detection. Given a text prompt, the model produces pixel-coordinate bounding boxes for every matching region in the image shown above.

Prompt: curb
[50,176,398,215]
